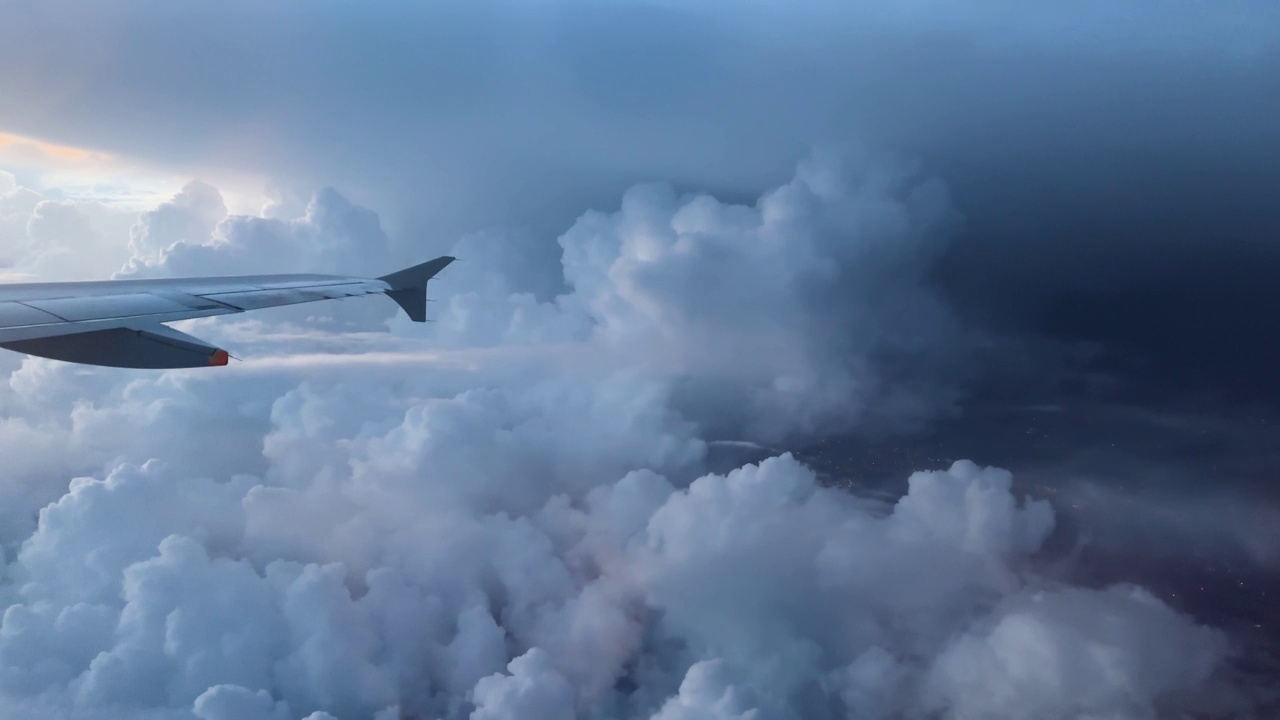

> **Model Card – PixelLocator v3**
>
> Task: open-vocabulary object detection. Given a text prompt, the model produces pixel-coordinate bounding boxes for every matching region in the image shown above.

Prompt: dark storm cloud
[3,0,1277,402]
[2,1,1277,234]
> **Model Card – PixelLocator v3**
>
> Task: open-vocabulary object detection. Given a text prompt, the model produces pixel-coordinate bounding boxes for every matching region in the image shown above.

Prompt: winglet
[378,255,455,322]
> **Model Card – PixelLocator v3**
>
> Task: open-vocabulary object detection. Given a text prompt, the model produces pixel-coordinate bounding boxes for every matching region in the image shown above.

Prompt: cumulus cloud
[126,180,227,262]
[0,173,135,281]
[923,585,1226,719]
[0,151,1261,719]
[124,184,391,281]
[0,440,1234,719]
[435,152,966,441]
[471,649,576,720]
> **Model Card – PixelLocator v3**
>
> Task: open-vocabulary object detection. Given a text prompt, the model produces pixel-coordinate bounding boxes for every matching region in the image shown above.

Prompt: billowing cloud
[0,154,1261,718]
[923,585,1226,719]
[0,441,1234,719]
[471,649,576,720]
[0,3,1275,712]
[0,175,135,281]
[434,152,966,441]
[126,180,227,262]
[124,184,390,281]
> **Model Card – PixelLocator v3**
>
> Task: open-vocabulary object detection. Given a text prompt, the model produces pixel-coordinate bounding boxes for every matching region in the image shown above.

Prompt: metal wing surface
[0,256,453,368]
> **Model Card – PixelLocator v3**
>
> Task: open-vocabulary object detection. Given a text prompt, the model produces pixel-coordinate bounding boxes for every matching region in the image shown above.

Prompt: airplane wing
[0,256,454,368]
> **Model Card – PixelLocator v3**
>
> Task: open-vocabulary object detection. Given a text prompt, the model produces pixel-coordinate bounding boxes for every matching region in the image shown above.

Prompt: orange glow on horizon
[0,128,269,214]
[0,131,114,164]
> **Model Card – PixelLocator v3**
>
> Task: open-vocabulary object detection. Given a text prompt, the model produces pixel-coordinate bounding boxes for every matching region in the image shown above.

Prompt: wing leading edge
[0,256,454,368]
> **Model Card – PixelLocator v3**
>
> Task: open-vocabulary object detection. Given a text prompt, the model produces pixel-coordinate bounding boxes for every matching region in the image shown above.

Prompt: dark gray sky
[4,0,1277,403]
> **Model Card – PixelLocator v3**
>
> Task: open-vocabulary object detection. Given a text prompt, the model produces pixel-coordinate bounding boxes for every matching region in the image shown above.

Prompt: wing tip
[378,255,456,291]
[380,255,454,322]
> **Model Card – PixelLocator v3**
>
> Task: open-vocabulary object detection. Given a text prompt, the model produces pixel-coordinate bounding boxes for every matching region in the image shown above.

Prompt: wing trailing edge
[0,324,229,369]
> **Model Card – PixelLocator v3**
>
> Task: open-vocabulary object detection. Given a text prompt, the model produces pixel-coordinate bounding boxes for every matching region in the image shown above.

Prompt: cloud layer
[0,155,1255,718]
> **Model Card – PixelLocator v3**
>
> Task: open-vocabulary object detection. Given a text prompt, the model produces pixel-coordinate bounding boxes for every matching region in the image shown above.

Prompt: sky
[0,1,1278,718]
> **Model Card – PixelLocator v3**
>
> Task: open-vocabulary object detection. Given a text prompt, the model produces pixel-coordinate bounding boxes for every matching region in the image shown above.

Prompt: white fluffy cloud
[924,586,1226,719]
[0,445,1230,719]
[0,184,134,282]
[124,183,391,281]
[0,155,1249,719]
[126,180,227,262]
[435,152,966,442]
[471,649,576,720]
